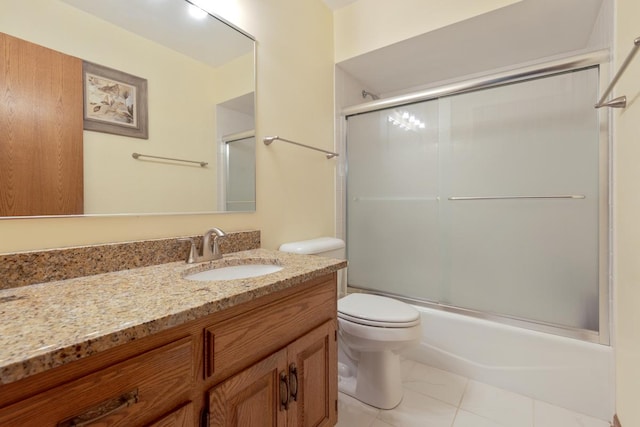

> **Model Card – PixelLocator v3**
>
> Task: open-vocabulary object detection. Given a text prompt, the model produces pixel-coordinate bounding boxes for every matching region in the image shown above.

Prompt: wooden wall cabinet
[0,273,338,427]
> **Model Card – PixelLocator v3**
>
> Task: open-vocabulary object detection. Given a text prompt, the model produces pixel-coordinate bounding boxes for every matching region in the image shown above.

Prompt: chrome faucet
[180,228,227,263]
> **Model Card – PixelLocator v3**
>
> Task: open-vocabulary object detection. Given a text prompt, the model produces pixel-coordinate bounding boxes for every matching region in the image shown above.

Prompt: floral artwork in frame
[82,61,148,139]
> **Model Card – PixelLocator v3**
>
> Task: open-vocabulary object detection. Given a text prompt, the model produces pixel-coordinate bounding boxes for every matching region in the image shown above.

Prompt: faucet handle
[212,233,226,259]
[203,228,226,260]
[178,237,198,264]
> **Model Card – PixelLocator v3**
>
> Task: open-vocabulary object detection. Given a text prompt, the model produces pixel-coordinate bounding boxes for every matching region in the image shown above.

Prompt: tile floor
[336,359,611,427]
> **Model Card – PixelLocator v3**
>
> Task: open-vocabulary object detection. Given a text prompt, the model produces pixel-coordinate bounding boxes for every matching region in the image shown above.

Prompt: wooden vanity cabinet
[203,273,338,426]
[207,320,337,427]
[0,273,338,427]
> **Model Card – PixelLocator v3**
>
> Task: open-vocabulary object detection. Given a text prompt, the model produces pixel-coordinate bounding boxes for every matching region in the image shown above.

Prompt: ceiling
[337,0,607,97]
[60,0,253,67]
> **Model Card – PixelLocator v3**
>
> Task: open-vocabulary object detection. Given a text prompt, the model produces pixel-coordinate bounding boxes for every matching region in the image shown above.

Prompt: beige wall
[213,52,255,104]
[0,0,335,253]
[614,0,640,423]
[333,0,521,62]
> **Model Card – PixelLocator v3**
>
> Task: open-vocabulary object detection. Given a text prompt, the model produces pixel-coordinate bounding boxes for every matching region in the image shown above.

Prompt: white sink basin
[184,264,283,281]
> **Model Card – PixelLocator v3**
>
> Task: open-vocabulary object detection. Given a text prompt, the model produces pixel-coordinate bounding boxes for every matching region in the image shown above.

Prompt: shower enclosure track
[342,50,608,117]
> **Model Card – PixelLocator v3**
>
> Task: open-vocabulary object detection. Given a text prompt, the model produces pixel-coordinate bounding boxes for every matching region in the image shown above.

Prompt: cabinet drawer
[0,337,193,427]
[149,401,195,427]
[204,277,336,382]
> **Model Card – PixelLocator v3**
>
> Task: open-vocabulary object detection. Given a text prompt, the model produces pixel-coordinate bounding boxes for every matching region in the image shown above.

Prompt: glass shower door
[347,100,442,302]
[440,69,600,330]
[346,67,602,333]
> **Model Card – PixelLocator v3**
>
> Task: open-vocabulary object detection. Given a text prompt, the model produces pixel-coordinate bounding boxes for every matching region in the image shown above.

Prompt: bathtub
[402,305,614,421]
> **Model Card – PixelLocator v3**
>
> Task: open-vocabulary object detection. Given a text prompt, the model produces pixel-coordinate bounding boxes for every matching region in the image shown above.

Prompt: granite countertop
[0,249,346,386]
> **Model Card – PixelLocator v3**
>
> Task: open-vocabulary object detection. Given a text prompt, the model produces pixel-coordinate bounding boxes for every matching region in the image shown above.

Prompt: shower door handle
[448,195,585,201]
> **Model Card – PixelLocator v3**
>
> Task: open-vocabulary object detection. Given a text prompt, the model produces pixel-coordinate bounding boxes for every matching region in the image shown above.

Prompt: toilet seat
[338,294,420,328]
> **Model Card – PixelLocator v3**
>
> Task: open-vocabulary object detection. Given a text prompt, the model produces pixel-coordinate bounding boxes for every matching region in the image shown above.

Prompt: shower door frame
[339,50,611,345]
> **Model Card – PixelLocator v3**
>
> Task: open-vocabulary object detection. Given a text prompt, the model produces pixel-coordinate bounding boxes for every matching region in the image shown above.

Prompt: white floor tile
[337,392,379,427]
[460,380,534,427]
[453,410,507,427]
[404,362,468,406]
[370,419,396,427]
[377,388,458,427]
[339,360,607,427]
[534,400,611,427]
[401,358,416,381]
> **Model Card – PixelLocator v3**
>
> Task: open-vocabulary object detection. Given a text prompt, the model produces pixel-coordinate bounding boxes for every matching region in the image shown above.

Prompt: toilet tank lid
[279,237,345,255]
[338,293,420,324]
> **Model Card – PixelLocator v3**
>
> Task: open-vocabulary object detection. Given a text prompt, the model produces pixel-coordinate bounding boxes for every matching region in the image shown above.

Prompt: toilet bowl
[337,293,421,409]
[278,237,421,409]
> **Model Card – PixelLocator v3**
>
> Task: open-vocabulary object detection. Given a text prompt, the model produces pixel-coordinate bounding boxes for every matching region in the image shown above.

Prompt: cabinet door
[0,32,83,216]
[287,320,337,427]
[208,349,288,427]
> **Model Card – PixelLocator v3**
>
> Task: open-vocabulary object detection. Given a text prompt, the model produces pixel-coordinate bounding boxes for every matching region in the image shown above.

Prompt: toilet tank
[279,237,345,259]
[280,237,347,298]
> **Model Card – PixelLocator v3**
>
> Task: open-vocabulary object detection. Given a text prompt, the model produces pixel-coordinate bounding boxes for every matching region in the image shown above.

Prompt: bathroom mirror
[0,0,255,217]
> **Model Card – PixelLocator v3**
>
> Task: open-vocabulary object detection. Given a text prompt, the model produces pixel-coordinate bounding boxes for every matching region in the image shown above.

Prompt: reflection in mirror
[216,93,256,212]
[0,0,255,217]
[222,132,256,212]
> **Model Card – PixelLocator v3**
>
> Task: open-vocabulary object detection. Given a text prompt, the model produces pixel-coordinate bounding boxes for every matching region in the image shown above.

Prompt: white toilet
[337,293,421,409]
[279,237,422,410]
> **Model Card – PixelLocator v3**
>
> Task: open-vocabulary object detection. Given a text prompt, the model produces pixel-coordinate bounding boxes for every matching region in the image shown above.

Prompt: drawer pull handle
[279,371,289,411]
[57,389,139,427]
[289,363,298,402]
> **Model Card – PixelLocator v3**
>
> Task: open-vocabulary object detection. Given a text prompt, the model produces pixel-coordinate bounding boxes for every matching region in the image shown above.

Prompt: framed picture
[82,61,148,139]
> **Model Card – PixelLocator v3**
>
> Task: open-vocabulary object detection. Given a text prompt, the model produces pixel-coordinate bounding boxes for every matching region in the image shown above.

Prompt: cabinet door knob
[289,363,298,402]
[279,372,290,411]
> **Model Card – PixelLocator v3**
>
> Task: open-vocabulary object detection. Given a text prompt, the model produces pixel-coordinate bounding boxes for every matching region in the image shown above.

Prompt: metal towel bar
[351,195,586,201]
[132,153,208,167]
[448,195,585,201]
[595,36,640,109]
[353,196,438,201]
[263,136,339,159]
